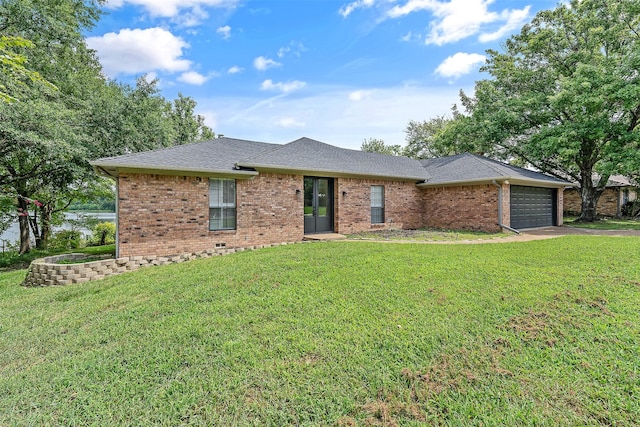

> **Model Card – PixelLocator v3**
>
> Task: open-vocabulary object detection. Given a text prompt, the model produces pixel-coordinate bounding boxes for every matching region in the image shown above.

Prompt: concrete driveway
[523,226,640,237]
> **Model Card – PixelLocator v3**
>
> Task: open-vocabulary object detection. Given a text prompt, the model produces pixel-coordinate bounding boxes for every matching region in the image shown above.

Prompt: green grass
[565,216,640,230]
[55,255,113,264]
[1,237,639,425]
[0,244,115,270]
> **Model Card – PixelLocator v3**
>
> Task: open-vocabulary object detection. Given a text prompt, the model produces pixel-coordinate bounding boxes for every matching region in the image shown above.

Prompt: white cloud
[86,27,191,77]
[178,71,210,85]
[387,0,434,18]
[349,90,373,101]
[143,71,157,83]
[173,5,209,27]
[195,84,468,149]
[276,117,306,128]
[253,56,281,71]
[385,0,531,45]
[105,0,239,18]
[479,6,530,42]
[435,52,486,79]
[425,0,499,45]
[227,65,243,74]
[261,79,307,94]
[339,0,376,17]
[277,41,306,58]
[217,25,231,40]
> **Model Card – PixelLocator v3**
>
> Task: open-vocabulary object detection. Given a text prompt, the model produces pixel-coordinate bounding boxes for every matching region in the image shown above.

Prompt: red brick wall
[563,188,581,214]
[421,184,501,232]
[563,187,621,217]
[335,178,424,234]
[117,173,565,256]
[118,173,303,257]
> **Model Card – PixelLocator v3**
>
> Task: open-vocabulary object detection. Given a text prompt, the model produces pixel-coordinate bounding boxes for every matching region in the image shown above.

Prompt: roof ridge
[468,153,510,178]
[236,139,294,164]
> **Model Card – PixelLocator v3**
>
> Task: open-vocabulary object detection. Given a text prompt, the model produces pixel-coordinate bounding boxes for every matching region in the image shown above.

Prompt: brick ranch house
[563,175,638,217]
[91,137,570,257]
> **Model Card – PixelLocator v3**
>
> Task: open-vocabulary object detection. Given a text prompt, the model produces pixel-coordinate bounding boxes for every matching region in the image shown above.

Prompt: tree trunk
[17,197,31,254]
[39,205,52,250]
[35,203,54,250]
[28,207,42,249]
[578,173,606,222]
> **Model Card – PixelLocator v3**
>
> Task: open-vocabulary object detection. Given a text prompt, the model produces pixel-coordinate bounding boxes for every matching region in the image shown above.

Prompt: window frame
[370,185,385,224]
[209,178,237,231]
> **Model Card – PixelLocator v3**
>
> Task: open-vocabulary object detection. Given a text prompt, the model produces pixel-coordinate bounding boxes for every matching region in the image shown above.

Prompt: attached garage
[510,185,556,229]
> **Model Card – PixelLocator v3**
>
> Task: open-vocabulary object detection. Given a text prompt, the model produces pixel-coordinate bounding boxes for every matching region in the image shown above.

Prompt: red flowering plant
[16,196,43,216]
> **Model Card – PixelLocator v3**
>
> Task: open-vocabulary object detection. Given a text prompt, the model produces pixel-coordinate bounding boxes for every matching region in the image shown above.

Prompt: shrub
[621,200,640,217]
[49,230,84,249]
[90,222,116,246]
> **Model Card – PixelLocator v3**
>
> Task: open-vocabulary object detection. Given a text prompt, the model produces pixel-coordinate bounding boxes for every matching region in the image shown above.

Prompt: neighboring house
[91,137,570,257]
[563,175,638,217]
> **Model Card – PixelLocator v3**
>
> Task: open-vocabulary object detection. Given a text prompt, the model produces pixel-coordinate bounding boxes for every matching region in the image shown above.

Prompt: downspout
[492,180,520,234]
[115,178,119,258]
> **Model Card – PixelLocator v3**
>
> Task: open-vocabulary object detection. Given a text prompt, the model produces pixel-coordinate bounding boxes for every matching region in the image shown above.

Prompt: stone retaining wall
[22,242,296,287]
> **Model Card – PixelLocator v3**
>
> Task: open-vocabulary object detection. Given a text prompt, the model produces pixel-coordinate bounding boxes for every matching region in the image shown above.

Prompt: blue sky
[86,0,558,150]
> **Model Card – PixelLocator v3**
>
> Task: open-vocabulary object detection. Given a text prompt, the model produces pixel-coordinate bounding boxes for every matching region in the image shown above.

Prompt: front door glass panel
[304,177,314,216]
[303,177,333,233]
[317,178,329,217]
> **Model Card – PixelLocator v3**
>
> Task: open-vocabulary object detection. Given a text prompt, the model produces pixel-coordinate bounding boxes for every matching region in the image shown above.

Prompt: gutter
[492,180,520,234]
[418,176,571,188]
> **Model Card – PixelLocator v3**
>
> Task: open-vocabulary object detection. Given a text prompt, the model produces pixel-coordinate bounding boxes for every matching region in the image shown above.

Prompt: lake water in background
[0,212,116,245]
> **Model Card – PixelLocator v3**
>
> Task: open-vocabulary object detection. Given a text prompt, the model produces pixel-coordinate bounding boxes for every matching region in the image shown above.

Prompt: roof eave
[90,162,259,179]
[417,176,571,188]
[235,163,426,182]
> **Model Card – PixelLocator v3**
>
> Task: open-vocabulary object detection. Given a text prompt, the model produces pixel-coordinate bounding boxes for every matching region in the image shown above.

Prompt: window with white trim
[209,178,236,230]
[371,185,385,224]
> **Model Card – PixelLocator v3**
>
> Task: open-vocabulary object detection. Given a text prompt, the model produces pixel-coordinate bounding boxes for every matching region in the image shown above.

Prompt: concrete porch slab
[303,233,347,241]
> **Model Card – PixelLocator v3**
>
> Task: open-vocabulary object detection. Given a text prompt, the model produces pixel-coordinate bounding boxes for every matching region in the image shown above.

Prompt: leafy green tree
[360,138,403,156]
[460,0,640,221]
[0,36,55,102]
[403,116,459,159]
[171,93,215,144]
[0,0,105,253]
[1,0,216,253]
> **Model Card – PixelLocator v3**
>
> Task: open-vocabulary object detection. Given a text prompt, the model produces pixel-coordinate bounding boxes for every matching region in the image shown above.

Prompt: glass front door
[304,177,333,233]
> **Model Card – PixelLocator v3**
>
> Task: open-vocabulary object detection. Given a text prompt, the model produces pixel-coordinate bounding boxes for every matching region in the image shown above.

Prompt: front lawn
[1,237,638,425]
[564,216,640,230]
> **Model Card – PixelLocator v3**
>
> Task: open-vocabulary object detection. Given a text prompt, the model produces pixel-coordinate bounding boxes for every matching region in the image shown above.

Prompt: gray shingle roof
[91,137,278,177]
[91,137,569,187]
[236,137,428,181]
[595,175,635,188]
[419,153,569,186]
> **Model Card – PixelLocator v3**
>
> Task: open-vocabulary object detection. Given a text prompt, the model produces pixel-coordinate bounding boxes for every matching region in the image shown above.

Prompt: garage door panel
[510,186,555,229]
